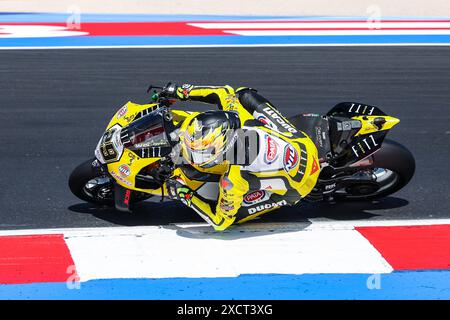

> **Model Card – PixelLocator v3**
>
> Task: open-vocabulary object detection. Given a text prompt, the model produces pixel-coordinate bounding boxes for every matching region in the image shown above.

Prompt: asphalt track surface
[0,47,449,230]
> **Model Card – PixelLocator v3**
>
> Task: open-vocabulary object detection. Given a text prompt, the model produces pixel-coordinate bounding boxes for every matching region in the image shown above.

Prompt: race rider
[163,83,321,231]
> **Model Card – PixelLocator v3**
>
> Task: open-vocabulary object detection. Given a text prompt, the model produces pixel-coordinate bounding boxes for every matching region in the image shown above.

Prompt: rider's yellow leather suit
[173,85,320,231]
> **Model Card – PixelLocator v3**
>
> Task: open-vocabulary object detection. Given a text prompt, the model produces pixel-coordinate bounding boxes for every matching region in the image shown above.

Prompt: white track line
[1,43,450,50]
[188,22,450,29]
[0,218,448,236]
[226,30,450,36]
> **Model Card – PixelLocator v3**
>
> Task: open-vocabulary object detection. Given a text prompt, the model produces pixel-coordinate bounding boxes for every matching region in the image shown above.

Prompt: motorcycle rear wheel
[333,139,415,201]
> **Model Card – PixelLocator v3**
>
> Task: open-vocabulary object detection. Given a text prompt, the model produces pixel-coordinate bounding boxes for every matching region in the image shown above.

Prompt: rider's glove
[166,177,194,207]
[162,82,193,100]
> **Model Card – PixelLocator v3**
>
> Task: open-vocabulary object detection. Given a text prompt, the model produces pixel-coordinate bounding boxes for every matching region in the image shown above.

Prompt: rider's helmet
[181,111,241,168]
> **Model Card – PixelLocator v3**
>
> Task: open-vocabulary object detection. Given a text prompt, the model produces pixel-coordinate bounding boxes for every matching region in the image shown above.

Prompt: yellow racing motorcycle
[69,87,415,213]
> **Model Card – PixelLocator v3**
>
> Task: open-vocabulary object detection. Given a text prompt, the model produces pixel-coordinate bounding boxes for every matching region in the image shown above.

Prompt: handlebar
[146,85,164,94]
[147,84,177,106]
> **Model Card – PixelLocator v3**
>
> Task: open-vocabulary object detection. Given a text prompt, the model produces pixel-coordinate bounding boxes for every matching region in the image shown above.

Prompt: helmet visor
[185,145,218,165]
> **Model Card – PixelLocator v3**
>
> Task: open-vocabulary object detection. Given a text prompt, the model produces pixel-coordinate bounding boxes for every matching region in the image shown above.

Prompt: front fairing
[95,101,160,164]
[94,101,173,191]
[93,101,228,194]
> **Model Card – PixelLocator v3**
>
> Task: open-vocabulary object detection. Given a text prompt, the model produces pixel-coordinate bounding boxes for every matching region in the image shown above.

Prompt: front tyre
[69,158,115,206]
[68,158,151,206]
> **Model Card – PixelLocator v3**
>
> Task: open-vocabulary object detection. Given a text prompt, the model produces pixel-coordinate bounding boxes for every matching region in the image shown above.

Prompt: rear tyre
[334,139,415,201]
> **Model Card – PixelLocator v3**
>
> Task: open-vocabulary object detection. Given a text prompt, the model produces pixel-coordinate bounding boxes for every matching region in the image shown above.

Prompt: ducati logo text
[248,200,287,214]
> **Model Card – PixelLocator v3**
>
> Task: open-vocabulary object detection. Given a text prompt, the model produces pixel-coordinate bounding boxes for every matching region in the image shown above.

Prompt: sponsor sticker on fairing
[118,164,131,178]
[264,134,279,164]
[283,144,299,172]
[310,156,320,175]
[257,115,268,124]
[242,190,273,207]
[110,170,132,187]
[253,111,277,130]
[116,105,128,119]
[243,190,266,205]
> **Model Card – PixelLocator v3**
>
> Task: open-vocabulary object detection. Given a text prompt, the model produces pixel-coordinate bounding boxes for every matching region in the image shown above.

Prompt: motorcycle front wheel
[68,158,151,206]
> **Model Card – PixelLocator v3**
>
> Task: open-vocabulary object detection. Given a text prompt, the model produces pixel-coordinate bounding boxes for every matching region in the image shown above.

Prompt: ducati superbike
[69,87,415,214]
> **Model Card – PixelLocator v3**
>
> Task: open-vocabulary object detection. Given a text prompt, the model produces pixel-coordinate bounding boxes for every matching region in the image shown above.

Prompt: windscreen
[122,111,171,149]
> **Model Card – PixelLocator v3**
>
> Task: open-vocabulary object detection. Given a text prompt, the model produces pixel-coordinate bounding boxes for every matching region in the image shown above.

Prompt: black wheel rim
[82,175,114,202]
[335,168,400,199]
